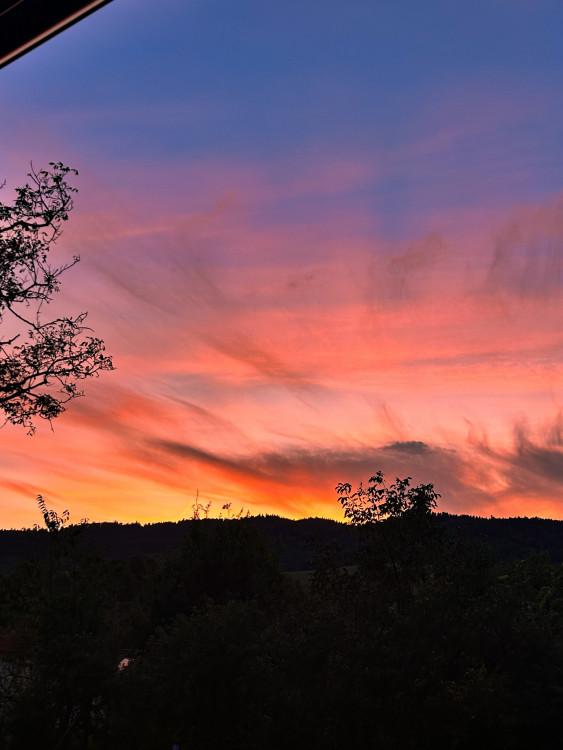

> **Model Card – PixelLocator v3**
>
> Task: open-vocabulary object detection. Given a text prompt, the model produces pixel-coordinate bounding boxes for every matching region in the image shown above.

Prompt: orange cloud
[1,152,562,528]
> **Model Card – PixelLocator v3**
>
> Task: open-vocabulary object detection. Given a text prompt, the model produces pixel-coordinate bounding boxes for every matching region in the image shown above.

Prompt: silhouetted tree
[336,471,439,525]
[0,163,113,433]
[0,501,124,748]
[336,472,442,596]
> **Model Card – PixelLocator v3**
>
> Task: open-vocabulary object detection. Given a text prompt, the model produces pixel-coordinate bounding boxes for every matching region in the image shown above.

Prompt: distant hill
[436,513,563,564]
[2,512,563,572]
[0,516,358,572]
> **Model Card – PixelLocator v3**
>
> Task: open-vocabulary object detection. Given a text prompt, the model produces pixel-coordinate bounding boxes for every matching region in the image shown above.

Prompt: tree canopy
[0,162,113,432]
[1,482,563,748]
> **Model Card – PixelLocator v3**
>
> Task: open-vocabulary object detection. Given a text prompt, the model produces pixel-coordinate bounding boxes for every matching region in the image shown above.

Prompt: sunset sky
[1,0,563,528]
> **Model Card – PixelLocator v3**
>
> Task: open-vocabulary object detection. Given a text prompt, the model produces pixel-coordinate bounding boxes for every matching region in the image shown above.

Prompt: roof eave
[0,0,114,70]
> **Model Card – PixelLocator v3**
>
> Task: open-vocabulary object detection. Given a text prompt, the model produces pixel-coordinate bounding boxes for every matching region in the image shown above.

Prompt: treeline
[3,511,563,572]
[2,499,563,748]
[0,516,357,573]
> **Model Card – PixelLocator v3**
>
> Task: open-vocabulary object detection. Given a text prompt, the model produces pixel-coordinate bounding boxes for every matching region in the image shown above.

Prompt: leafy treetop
[336,470,440,525]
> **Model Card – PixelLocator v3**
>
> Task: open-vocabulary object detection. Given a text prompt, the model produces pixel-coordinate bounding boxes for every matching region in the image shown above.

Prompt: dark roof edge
[0,0,115,70]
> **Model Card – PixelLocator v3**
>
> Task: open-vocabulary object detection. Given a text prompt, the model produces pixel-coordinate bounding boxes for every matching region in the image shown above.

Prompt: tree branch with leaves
[0,162,114,433]
[337,471,442,595]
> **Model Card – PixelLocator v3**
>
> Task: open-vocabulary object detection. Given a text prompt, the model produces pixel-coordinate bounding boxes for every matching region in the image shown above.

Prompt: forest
[1,477,563,748]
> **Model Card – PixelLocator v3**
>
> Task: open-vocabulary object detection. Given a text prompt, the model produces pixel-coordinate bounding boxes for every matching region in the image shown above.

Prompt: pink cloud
[1,134,562,527]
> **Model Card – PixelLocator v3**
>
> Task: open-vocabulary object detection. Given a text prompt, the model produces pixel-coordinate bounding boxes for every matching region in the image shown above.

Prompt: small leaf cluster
[36,494,69,534]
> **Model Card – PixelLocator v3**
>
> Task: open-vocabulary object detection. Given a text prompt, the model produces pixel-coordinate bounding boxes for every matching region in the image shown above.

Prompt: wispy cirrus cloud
[1,120,563,526]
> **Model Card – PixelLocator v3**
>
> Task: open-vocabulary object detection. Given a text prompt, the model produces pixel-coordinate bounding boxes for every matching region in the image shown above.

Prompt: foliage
[0,163,113,433]
[336,471,440,525]
[3,482,563,748]
[189,493,249,520]
[335,472,443,599]
[156,519,283,621]
[36,493,69,534]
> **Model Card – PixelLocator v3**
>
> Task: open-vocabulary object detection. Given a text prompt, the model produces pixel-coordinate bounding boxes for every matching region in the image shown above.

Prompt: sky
[1,0,563,528]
